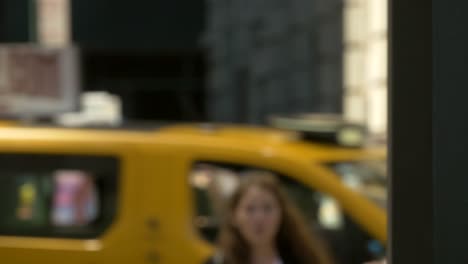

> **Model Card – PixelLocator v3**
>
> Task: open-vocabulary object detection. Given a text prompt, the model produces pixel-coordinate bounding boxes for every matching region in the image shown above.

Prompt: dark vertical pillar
[391,0,468,263]
[390,0,433,263]
[432,0,468,263]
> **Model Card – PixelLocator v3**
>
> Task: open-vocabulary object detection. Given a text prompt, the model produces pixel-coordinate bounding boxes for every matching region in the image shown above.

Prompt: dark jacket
[204,254,292,264]
[203,257,217,264]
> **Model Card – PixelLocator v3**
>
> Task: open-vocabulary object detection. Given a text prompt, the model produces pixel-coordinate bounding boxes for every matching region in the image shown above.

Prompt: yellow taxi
[0,120,386,264]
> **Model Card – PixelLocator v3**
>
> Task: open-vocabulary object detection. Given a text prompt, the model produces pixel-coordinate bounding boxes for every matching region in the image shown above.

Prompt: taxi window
[189,162,385,264]
[0,154,118,238]
[327,161,387,208]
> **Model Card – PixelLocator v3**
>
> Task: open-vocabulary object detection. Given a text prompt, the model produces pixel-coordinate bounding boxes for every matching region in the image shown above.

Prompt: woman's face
[233,186,282,247]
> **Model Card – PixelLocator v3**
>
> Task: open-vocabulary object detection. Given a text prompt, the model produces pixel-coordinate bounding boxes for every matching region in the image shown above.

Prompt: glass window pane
[0,154,118,238]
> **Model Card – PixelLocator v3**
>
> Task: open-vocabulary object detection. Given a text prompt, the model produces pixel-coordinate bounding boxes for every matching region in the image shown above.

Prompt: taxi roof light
[269,113,367,147]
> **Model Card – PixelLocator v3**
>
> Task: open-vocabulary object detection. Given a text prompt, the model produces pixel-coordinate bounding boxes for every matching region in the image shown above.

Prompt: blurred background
[0,0,387,135]
[0,0,388,263]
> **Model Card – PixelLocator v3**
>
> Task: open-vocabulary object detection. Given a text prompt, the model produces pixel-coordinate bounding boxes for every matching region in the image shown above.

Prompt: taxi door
[0,133,145,264]
[141,144,212,264]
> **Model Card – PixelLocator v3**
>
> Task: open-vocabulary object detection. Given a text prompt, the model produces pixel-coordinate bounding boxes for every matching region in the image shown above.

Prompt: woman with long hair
[205,171,333,264]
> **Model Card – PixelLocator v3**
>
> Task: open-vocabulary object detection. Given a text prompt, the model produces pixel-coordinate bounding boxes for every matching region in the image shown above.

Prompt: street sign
[0,44,80,118]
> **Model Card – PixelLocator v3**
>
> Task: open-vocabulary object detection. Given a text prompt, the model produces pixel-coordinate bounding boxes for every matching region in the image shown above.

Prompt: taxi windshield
[327,161,387,208]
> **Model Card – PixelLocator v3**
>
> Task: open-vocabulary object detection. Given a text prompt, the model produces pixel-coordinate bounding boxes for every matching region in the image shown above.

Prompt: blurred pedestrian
[205,171,333,264]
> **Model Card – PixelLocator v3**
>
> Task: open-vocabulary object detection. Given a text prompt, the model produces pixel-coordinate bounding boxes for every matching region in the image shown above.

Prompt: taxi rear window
[0,154,118,238]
